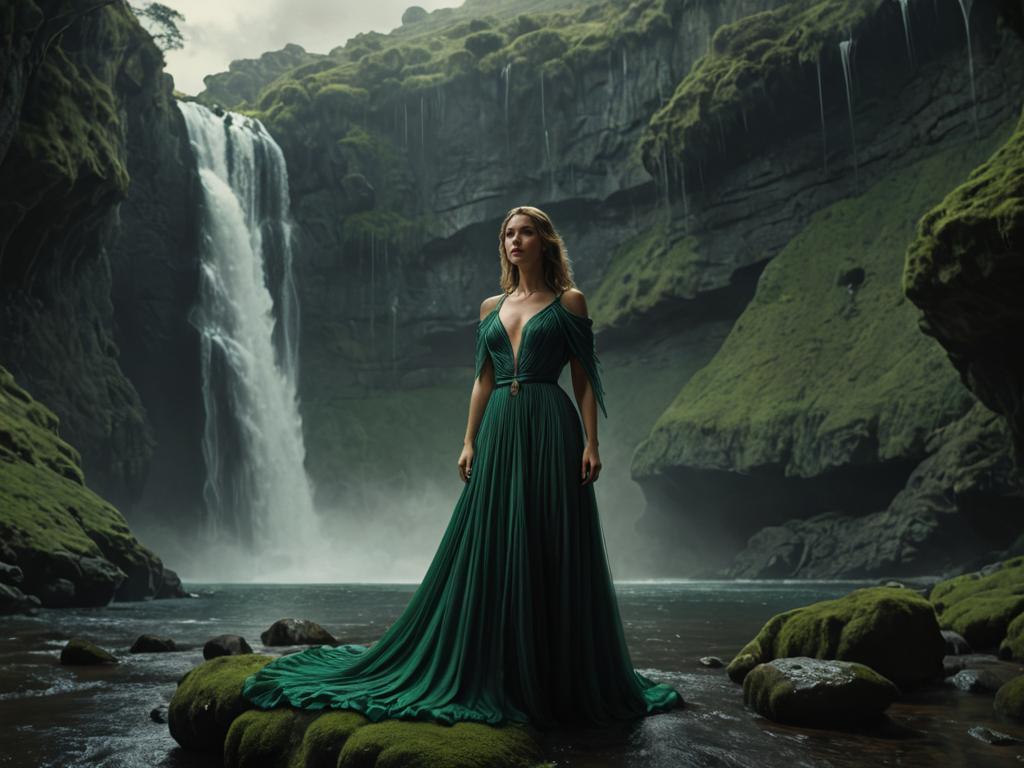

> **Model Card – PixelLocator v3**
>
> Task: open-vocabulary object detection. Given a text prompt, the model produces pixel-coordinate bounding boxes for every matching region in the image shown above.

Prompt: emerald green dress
[243,292,684,728]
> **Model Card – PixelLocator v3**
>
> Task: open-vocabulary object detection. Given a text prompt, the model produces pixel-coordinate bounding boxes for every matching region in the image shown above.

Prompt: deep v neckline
[496,292,562,368]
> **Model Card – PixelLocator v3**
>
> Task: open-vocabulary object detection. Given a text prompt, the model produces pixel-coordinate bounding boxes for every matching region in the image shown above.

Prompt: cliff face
[0,1,202,522]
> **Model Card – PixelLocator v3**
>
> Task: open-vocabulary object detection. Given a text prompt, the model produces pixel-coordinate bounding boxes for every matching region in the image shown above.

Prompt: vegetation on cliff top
[632,136,1007,479]
[641,0,881,172]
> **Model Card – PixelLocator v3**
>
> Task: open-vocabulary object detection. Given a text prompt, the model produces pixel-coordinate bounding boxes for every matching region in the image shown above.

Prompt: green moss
[725,586,945,687]
[171,655,543,767]
[0,366,155,570]
[641,0,881,169]
[168,655,273,752]
[930,556,1024,650]
[314,84,370,118]
[633,139,1001,479]
[905,109,1024,299]
[336,719,541,768]
[742,657,898,726]
[995,675,1024,721]
[590,214,701,330]
[1001,612,1024,661]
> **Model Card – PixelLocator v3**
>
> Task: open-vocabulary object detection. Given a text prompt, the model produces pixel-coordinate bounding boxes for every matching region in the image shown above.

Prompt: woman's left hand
[581,444,602,485]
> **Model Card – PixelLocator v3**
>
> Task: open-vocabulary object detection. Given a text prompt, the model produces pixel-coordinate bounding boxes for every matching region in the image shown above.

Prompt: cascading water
[839,37,859,184]
[501,62,512,153]
[816,56,829,176]
[177,100,325,580]
[956,0,979,134]
[897,0,915,65]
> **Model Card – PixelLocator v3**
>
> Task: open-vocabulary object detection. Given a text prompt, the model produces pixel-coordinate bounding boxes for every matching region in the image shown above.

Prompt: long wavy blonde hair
[497,206,576,295]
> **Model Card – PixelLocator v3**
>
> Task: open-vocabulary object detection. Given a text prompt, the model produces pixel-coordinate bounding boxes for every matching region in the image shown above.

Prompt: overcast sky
[160,0,460,95]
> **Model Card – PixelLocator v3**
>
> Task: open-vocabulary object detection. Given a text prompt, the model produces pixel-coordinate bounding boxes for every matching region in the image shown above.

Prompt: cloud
[159,0,458,95]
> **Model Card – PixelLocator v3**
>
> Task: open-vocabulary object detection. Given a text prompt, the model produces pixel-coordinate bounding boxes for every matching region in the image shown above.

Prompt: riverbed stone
[945,667,1017,694]
[203,634,254,659]
[0,583,39,614]
[742,657,899,728]
[170,655,543,766]
[60,638,118,665]
[968,725,1020,745]
[994,675,1024,721]
[131,634,177,653]
[260,618,338,647]
[930,556,1024,651]
[727,586,944,687]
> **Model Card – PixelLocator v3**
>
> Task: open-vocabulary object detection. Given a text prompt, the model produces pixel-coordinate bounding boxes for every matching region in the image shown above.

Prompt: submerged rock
[743,657,898,728]
[60,638,118,665]
[945,667,1017,694]
[699,656,723,668]
[260,618,338,647]
[727,586,944,687]
[131,634,177,653]
[968,725,1020,745]
[943,653,1002,676]
[169,655,543,767]
[203,635,254,660]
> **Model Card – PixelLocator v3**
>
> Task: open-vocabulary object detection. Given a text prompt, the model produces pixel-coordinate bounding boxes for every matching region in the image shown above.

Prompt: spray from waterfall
[839,36,859,184]
[956,0,979,135]
[177,101,326,581]
[897,0,915,66]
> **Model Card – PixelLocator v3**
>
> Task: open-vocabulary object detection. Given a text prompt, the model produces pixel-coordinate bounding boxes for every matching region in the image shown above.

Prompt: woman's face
[503,214,543,267]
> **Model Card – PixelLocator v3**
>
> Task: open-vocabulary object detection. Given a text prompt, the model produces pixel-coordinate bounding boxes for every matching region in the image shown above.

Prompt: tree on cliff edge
[129,2,185,51]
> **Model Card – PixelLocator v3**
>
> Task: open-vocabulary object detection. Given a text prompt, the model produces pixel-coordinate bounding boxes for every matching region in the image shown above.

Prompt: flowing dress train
[242,292,683,728]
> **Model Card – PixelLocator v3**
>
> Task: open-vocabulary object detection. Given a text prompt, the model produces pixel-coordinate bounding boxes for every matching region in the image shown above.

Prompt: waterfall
[540,72,551,166]
[839,37,859,184]
[501,61,512,153]
[956,0,979,135]
[370,232,376,355]
[816,56,828,176]
[177,101,324,580]
[419,95,425,151]
[390,296,399,377]
[897,0,915,65]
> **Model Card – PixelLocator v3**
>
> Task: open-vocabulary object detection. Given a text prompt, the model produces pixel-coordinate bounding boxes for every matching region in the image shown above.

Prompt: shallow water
[1,581,1022,767]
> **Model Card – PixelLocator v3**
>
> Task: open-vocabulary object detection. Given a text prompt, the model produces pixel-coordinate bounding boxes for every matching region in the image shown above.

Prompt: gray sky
[161,0,460,95]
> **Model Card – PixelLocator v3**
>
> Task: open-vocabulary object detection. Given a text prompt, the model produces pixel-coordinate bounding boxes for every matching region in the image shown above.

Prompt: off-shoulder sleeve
[557,307,608,418]
[474,319,490,382]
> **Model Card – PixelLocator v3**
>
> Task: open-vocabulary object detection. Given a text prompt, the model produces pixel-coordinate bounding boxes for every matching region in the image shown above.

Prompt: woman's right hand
[458,443,474,483]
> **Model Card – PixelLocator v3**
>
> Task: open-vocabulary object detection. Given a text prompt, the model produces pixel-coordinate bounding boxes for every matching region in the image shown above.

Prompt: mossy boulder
[930,557,1024,651]
[1000,613,1024,661]
[995,675,1024,721]
[168,655,273,752]
[904,109,1024,462]
[743,657,898,727]
[170,655,544,766]
[727,586,944,687]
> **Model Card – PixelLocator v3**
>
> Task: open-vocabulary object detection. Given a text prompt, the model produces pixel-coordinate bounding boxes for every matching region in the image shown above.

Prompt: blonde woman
[245,206,683,728]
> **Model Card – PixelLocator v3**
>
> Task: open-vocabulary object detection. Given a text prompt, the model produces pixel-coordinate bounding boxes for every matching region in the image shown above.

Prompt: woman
[243,205,683,729]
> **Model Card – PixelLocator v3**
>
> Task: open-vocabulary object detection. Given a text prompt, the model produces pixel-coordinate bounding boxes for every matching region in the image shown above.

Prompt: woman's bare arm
[458,296,500,481]
[562,289,602,484]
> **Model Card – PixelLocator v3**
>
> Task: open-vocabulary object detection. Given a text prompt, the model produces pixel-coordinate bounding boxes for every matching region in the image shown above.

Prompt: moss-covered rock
[168,655,273,752]
[171,655,544,767]
[726,586,944,687]
[930,557,1024,651]
[0,366,166,608]
[743,657,898,727]
[1000,613,1024,661]
[994,675,1024,721]
[641,0,880,172]
[903,109,1024,462]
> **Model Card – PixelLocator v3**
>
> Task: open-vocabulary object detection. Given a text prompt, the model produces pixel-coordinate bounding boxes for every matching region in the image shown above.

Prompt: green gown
[243,291,684,728]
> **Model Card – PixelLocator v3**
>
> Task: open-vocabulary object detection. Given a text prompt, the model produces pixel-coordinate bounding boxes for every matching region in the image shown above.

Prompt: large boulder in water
[995,675,1024,720]
[260,618,338,646]
[727,586,944,687]
[131,634,177,653]
[930,557,1024,651]
[743,657,899,727]
[168,655,542,766]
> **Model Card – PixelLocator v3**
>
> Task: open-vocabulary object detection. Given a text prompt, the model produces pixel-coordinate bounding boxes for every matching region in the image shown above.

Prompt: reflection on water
[1,581,1023,767]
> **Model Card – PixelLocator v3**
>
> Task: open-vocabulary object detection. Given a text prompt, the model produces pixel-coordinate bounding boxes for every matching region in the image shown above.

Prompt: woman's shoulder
[479,293,505,321]
[558,287,589,319]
